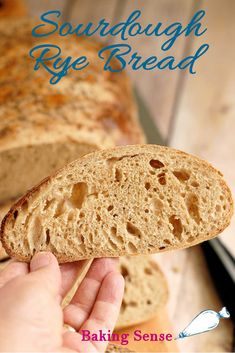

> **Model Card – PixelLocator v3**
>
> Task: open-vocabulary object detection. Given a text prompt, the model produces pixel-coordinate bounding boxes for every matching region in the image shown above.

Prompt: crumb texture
[116,256,168,329]
[1,145,233,262]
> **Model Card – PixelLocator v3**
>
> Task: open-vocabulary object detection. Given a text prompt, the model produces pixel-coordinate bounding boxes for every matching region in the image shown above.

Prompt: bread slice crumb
[1,145,233,263]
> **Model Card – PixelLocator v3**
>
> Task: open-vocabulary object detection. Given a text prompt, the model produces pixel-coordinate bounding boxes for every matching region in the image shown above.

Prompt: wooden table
[16,0,235,351]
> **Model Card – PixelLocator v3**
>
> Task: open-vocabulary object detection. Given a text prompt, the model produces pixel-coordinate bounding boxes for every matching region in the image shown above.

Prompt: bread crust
[1,145,233,262]
[0,19,145,153]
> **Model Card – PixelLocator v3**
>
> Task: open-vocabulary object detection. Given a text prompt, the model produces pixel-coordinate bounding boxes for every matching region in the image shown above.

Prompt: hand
[0,252,124,352]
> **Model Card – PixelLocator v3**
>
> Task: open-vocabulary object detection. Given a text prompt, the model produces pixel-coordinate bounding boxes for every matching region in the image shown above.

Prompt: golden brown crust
[0,0,26,18]
[0,19,145,153]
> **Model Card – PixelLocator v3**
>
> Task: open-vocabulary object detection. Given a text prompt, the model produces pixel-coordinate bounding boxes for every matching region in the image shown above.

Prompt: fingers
[29,251,61,297]
[63,258,118,331]
[0,260,29,289]
[60,260,90,298]
[63,271,124,353]
[80,272,124,352]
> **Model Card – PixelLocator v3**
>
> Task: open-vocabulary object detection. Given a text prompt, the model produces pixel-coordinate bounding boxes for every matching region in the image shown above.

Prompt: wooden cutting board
[115,308,178,352]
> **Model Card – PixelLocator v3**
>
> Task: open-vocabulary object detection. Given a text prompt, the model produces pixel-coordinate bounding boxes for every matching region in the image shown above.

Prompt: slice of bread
[0,202,12,260]
[1,145,233,262]
[0,19,145,202]
[116,256,168,329]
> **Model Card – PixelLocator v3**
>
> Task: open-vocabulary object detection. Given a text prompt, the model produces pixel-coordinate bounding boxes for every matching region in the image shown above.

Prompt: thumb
[29,251,61,297]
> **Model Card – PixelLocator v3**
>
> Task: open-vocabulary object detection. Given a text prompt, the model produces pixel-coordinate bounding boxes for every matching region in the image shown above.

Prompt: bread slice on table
[0,145,233,263]
[116,256,168,329]
[0,19,145,203]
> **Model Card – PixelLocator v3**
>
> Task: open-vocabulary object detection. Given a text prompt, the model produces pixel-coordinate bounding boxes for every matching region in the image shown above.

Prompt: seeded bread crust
[1,145,233,263]
[0,19,145,202]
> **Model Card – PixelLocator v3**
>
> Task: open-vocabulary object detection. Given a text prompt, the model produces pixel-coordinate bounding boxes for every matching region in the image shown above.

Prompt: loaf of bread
[0,19,145,202]
[0,0,26,17]
[116,256,168,329]
[1,145,233,262]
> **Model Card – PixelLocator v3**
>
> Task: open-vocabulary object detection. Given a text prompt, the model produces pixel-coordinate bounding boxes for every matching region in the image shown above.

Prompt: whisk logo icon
[175,307,230,339]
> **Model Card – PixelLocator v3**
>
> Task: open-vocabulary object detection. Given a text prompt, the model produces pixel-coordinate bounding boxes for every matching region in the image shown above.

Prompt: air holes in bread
[13,210,18,220]
[158,173,166,185]
[43,199,54,212]
[46,229,50,245]
[191,181,199,187]
[115,168,122,182]
[121,300,127,311]
[150,159,165,169]
[147,300,152,305]
[186,194,201,224]
[169,215,183,240]
[120,265,129,278]
[144,267,153,275]
[159,246,166,250]
[54,200,65,218]
[111,226,117,236]
[126,222,142,238]
[187,236,195,243]
[29,217,43,250]
[152,198,163,216]
[106,157,118,167]
[145,182,151,190]
[70,182,88,209]
[107,205,114,212]
[129,301,138,307]
[127,242,137,253]
[173,170,190,182]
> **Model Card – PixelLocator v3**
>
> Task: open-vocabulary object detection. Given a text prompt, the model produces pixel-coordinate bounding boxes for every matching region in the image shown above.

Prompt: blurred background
[1,0,235,352]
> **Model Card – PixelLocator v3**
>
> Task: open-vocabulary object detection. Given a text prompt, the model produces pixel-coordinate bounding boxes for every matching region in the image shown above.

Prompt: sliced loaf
[0,19,145,202]
[1,145,233,262]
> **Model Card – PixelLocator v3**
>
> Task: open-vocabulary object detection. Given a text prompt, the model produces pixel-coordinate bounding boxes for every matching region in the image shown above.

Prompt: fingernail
[30,251,52,271]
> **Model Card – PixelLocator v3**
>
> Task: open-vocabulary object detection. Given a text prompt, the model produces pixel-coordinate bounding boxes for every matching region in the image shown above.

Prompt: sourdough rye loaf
[0,19,145,202]
[116,256,168,329]
[0,145,233,262]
